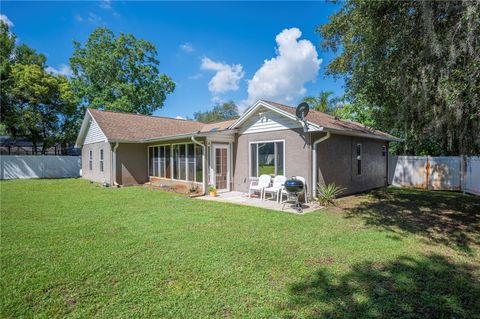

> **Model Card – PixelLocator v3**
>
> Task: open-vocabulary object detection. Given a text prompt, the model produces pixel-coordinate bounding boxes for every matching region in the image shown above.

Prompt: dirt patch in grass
[306,256,335,266]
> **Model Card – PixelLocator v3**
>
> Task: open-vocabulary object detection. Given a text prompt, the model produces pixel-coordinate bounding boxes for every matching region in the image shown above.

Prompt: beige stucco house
[75,100,400,197]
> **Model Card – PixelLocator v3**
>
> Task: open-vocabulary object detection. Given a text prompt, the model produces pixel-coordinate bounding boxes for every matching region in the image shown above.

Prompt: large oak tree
[194,101,239,123]
[70,27,175,115]
[1,21,76,154]
[319,0,480,155]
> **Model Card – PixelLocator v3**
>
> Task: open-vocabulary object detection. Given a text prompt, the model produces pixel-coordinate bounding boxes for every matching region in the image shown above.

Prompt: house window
[165,146,171,178]
[382,146,386,156]
[195,144,203,182]
[99,149,104,172]
[150,145,172,178]
[148,147,154,176]
[153,147,159,176]
[89,150,93,171]
[356,143,362,175]
[150,143,201,182]
[250,141,284,177]
[159,146,165,178]
[187,144,195,182]
[179,144,186,180]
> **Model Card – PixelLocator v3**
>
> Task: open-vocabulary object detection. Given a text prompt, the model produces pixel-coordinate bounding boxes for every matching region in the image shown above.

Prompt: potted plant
[208,184,217,197]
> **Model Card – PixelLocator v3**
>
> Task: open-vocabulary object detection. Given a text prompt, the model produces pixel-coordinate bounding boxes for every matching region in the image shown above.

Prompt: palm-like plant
[301,91,334,112]
[316,183,346,206]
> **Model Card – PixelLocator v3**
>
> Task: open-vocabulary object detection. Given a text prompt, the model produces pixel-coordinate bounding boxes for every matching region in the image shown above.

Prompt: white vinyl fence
[464,156,480,195]
[0,155,81,180]
[388,155,479,195]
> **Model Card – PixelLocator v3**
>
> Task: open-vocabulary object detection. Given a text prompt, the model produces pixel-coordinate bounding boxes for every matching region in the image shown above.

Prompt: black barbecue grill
[283,178,305,213]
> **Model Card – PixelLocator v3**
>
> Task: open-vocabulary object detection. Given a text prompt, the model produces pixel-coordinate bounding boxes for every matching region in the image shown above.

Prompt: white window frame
[99,149,104,172]
[147,142,202,184]
[248,139,285,178]
[89,150,93,171]
[212,143,231,192]
[356,143,362,175]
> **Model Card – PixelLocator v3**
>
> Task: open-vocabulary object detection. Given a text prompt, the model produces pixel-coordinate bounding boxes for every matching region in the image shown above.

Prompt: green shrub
[316,183,346,206]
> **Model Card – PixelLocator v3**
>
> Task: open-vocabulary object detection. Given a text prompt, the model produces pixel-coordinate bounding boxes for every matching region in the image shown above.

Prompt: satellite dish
[296,102,309,120]
[296,102,310,132]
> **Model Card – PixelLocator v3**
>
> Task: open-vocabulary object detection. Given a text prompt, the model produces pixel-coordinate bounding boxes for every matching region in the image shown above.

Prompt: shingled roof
[88,109,204,142]
[79,99,397,146]
[86,109,235,143]
[261,100,399,141]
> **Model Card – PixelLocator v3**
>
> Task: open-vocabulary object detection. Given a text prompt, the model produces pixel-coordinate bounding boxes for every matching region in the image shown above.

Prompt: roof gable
[230,100,314,131]
[237,106,302,134]
[84,117,107,145]
[75,110,107,148]
[231,100,400,141]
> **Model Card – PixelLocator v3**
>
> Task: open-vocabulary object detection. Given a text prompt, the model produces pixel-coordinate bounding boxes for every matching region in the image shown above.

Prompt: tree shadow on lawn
[341,188,480,253]
[284,254,480,319]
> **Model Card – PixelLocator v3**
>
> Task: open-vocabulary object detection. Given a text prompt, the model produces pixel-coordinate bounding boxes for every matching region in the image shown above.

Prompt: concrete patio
[196,191,322,214]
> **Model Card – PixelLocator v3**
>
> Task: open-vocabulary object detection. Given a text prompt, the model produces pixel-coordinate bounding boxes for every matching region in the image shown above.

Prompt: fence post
[0,155,4,180]
[425,156,430,190]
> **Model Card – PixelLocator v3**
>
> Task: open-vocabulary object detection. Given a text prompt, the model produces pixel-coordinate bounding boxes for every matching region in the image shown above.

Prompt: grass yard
[1,179,479,318]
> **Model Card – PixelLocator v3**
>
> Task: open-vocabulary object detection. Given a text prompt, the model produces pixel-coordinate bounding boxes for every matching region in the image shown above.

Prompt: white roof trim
[229,100,320,131]
[322,127,402,142]
[142,129,236,143]
[74,109,109,148]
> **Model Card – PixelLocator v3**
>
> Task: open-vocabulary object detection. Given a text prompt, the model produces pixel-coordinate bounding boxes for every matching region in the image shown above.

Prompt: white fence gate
[464,156,480,195]
[388,155,479,195]
[0,155,81,180]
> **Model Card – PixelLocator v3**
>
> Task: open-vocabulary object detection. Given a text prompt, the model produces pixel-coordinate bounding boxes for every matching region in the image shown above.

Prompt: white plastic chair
[264,175,287,202]
[249,175,271,199]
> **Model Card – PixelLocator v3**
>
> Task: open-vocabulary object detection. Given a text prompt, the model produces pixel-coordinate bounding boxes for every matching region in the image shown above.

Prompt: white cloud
[175,116,186,120]
[0,14,14,27]
[188,73,202,80]
[99,0,111,9]
[211,95,226,104]
[46,64,73,77]
[242,27,322,109]
[74,14,83,22]
[87,12,102,24]
[179,43,194,53]
[201,57,244,98]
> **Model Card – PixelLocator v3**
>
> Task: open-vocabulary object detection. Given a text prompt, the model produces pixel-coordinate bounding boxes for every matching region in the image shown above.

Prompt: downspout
[112,142,119,186]
[312,131,331,198]
[191,136,206,195]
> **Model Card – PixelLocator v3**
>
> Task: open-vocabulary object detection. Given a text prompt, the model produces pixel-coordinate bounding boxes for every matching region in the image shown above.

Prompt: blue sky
[2,1,344,119]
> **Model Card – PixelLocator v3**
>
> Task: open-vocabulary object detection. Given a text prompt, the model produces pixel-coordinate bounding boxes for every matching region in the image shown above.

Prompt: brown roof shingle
[200,119,237,132]
[88,109,237,142]
[262,100,398,140]
[89,109,204,142]
[87,100,398,143]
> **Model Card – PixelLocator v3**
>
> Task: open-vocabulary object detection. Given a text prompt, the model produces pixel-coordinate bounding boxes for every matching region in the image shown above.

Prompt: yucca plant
[316,183,346,206]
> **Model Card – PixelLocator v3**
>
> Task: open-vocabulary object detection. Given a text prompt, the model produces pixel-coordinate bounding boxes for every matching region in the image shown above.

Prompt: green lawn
[1,179,479,318]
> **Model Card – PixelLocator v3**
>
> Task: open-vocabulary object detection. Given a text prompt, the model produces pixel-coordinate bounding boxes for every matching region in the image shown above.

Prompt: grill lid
[285,179,304,193]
